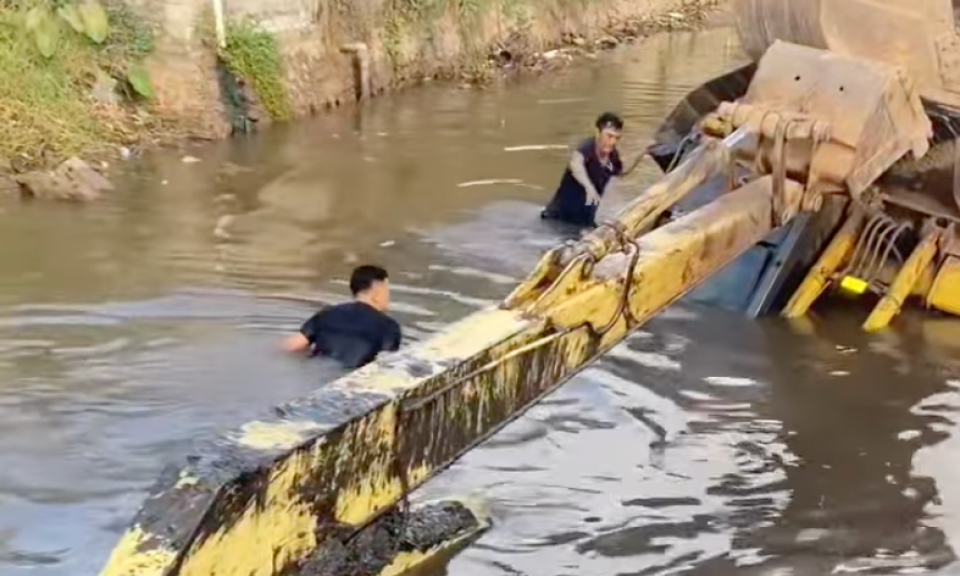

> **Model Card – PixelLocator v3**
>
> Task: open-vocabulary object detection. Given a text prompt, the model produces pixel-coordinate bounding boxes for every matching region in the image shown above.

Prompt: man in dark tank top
[541,112,645,229]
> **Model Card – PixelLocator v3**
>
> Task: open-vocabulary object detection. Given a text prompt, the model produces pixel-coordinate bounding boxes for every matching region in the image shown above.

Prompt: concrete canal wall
[144,0,723,139]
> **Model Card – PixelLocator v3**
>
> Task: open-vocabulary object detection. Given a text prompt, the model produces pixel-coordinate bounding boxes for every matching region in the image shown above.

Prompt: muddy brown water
[3,25,960,576]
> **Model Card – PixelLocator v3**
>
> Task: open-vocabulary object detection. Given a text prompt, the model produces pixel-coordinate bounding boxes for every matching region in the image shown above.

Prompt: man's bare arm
[569,150,601,204]
[283,333,311,353]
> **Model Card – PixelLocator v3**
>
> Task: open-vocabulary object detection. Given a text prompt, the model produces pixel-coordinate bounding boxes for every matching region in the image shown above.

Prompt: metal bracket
[936,32,960,93]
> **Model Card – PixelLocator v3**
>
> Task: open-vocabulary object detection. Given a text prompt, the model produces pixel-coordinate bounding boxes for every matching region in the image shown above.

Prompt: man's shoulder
[575,137,595,155]
[324,300,370,316]
[372,309,401,331]
[344,301,398,328]
[306,301,352,324]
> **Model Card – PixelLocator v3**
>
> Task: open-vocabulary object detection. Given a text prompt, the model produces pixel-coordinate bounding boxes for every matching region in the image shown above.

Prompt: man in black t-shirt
[283,265,402,369]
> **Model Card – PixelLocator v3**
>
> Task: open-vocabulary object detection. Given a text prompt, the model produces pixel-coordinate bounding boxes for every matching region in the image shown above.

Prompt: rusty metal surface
[734,0,827,60]
[646,62,757,172]
[734,0,960,108]
[730,41,932,197]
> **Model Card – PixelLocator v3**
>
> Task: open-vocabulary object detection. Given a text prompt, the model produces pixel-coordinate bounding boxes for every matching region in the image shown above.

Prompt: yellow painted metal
[874,258,937,298]
[516,39,932,316]
[97,173,792,576]
[838,275,869,295]
[927,255,960,316]
[783,209,864,318]
[507,137,736,307]
[863,227,943,332]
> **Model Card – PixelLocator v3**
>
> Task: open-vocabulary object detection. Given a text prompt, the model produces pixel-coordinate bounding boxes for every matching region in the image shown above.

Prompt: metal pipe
[212,0,226,49]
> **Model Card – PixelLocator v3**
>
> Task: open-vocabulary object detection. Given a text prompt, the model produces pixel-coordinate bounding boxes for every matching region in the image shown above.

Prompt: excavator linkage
[650,0,960,330]
[98,30,950,576]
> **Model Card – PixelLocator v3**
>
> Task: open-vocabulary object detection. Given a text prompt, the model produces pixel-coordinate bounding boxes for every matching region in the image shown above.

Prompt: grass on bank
[219,18,292,121]
[0,0,157,164]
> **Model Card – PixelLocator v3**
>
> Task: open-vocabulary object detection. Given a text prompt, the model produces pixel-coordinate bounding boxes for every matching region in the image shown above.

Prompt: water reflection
[0,22,958,576]
[723,314,958,574]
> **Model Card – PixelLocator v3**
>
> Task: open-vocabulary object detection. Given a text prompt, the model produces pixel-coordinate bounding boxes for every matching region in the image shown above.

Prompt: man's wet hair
[350,265,389,295]
[596,112,624,131]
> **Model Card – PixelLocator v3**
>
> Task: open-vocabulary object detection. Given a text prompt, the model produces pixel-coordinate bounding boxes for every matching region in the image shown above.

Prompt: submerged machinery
[649,0,960,326]
[98,1,960,575]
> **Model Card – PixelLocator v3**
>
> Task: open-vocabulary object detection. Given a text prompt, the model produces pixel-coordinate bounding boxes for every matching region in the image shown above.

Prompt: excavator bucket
[652,0,960,215]
[734,0,960,108]
[731,41,931,198]
[646,62,756,172]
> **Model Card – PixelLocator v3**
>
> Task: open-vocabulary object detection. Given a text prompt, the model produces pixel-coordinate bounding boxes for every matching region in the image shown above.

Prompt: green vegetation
[380,0,521,79]
[220,19,291,121]
[0,0,157,161]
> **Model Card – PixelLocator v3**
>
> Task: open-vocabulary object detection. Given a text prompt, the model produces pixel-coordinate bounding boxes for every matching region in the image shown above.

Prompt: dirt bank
[0,0,724,200]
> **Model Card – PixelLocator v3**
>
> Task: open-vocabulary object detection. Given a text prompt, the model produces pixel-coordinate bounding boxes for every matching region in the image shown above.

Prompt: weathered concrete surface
[139,0,722,138]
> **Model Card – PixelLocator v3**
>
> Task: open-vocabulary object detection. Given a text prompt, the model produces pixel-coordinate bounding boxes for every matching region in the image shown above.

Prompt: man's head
[350,265,391,311]
[594,112,624,156]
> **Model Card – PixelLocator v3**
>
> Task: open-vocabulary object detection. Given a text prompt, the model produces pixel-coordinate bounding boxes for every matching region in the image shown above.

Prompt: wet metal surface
[3,25,960,576]
[300,500,482,576]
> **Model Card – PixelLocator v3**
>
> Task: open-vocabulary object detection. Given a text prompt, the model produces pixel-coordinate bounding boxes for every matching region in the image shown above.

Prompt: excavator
[97,1,960,575]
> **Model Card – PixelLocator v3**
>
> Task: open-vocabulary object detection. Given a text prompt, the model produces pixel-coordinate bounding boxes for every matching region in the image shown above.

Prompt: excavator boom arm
[98,173,799,576]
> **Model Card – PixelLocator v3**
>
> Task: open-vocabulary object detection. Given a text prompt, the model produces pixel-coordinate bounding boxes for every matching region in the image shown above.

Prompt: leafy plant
[126,62,153,97]
[77,1,108,42]
[56,3,83,33]
[221,19,291,121]
[19,0,110,58]
[2,0,155,100]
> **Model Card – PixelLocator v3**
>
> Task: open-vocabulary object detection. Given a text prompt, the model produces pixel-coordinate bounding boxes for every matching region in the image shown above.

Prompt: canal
[2,23,960,576]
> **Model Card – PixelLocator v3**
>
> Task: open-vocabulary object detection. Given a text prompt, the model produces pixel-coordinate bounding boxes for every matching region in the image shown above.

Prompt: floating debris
[703,376,757,387]
[213,216,234,240]
[218,162,252,177]
[537,97,589,104]
[503,144,569,152]
[457,178,524,187]
[897,429,922,441]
